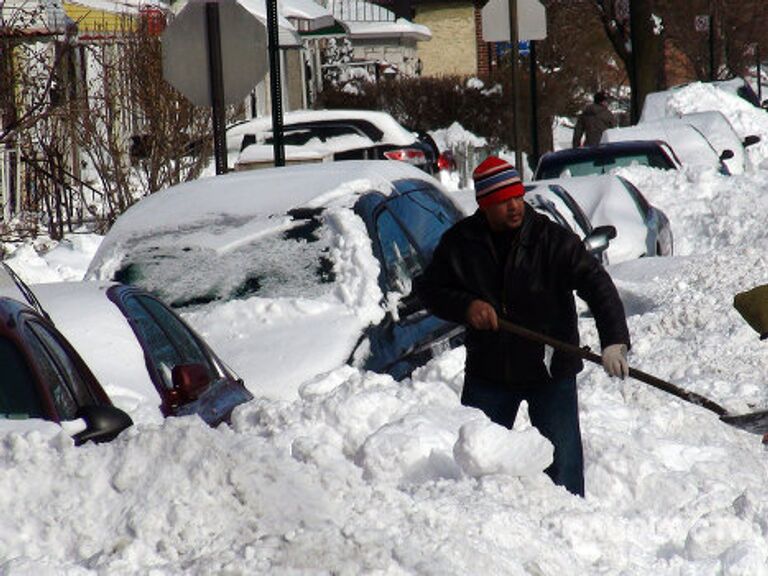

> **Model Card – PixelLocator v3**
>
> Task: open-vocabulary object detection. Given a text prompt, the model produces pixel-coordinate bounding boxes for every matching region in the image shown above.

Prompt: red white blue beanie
[473,156,524,208]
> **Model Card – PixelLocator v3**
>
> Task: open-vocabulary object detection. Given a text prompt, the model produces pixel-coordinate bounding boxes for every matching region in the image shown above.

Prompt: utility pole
[506,0,523,172]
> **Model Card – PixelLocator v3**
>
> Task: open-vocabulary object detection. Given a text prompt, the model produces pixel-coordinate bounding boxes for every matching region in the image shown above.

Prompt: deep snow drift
[2,83,768,575]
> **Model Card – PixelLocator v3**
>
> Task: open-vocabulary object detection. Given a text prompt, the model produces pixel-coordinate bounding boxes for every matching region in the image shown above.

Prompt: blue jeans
[461,374,585,497]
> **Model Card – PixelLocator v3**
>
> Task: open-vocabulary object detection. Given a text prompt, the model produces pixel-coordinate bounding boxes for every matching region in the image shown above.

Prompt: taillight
[437,152,456,171]
[383,148,426,165]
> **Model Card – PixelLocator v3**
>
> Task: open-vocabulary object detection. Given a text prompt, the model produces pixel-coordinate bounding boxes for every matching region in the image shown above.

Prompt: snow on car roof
[87,161,438,266]
[226,109,418,152]
[235,133,377,166]
[638,81,768,146]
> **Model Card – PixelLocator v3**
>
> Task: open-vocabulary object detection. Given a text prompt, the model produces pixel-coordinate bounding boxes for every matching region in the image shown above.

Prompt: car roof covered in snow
[86,160,444,278]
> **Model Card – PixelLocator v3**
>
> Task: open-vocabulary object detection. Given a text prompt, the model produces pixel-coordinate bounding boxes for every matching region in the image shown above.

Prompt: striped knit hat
[473,156,524,208]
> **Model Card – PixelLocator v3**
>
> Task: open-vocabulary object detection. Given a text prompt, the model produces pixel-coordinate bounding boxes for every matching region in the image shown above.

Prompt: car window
[0,336,45,419]
[266,125,365,146]
[545,185,592,234]
[122,294,215,390]
[23,322,89,420]
[375,209,424,295]
[544,150,674,178]
[115,212,336,309]
[384,190,458,261]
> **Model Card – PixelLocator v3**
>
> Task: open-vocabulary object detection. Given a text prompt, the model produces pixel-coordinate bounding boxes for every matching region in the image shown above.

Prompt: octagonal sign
[162,0,267,107]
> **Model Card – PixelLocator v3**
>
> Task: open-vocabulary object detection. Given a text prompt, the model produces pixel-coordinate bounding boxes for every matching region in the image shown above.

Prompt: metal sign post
[481,0,546,174]
[506,0,522,172]
[266,0,285,167]
[161,0,268,174]
[205,2,228,175]
[528,40,540,170]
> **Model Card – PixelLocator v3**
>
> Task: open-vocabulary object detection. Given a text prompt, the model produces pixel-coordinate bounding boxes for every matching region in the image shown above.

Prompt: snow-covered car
[0,265,133,444]
[633,109,760,175]
[524,184,616,265]
[600,121,731,175]
[525,175,673,264]
[667,111,760,174]
[1,262,253,426]
[641,77,767,124]
[227,109,440,174]
[534,140,681,180]
[86,161,467,399]
[30,282,254,426]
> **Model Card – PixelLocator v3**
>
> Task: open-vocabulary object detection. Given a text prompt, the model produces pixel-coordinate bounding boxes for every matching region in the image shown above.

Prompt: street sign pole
[506,0,522,173]
[757,44,762,102]
[205,2,228,175]
[482,0,545,174]
[528,40,539,169]
[709,13,715,80]
[266,0,285,167]
[162,0,268,174]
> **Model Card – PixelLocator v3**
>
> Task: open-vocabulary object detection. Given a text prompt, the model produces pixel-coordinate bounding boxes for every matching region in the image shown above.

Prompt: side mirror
[171,363,211,403]
[719,149,734,161]
[72,405,133,446]
[743,135,761,147]
[584,225,616,257]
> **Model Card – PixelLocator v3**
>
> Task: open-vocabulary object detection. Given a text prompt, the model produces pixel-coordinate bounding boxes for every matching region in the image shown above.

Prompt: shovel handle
[497,319,729,417]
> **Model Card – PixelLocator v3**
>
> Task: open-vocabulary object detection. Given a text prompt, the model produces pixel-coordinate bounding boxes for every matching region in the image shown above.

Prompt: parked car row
[533,78,768,266]
[5,100,695,444]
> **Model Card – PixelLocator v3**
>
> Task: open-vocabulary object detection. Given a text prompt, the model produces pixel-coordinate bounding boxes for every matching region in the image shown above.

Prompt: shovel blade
[720,409,768,435]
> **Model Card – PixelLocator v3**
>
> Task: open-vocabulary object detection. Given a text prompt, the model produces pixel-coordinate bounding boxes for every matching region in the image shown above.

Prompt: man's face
[482,196,525,231]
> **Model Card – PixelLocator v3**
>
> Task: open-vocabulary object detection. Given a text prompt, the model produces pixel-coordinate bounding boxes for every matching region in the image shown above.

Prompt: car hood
[181,295,369,401]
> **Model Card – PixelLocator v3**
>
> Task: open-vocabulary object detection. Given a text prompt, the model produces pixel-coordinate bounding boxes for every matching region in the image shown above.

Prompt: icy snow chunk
[453,418,553,478]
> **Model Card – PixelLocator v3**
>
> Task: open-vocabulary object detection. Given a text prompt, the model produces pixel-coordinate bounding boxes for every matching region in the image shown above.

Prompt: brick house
[411,0,492,77]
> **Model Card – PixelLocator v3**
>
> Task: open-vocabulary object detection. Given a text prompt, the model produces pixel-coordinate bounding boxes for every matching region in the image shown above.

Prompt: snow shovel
[497,318,768,436]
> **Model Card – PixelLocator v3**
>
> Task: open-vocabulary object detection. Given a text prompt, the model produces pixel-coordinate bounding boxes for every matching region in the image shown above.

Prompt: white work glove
[602,343,628,379]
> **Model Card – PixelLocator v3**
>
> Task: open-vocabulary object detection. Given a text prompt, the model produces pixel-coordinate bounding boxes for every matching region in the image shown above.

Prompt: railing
[321,0,396,22]
[444,142,495,189]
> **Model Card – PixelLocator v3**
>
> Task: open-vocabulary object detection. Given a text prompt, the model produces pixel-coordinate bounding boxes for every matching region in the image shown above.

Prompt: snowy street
[2,85,768,574]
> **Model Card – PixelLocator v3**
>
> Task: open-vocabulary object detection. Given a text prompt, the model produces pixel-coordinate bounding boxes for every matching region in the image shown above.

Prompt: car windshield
[540,150,674,179]
[114,210,336,309]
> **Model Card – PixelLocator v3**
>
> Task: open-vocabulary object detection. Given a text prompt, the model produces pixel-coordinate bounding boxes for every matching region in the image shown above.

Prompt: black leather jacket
[417,205,630,386]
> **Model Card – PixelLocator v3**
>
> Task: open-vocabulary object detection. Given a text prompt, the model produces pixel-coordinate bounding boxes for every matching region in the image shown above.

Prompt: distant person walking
[572,91,616,147]
[417,155,630,497]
